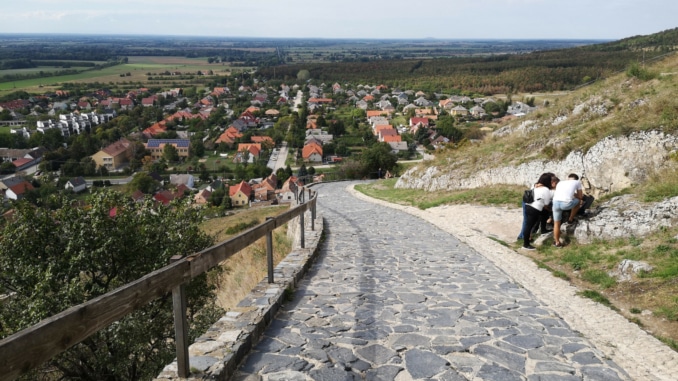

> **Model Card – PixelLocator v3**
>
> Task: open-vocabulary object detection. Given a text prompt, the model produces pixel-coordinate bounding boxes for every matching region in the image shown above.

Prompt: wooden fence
[0,189,317,381]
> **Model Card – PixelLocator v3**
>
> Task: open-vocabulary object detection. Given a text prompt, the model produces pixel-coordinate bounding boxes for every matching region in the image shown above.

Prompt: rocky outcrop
[396,131,678,196]
[574,194,678,243]
[396,130,678,241]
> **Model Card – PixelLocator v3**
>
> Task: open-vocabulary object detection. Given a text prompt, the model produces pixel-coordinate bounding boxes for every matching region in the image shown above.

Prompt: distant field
[128,56,224,66]
[0,57,239,94]
[1,67,92,75]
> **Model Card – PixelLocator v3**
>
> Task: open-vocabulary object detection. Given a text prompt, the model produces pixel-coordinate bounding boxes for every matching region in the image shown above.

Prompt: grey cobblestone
[234,182,630,380]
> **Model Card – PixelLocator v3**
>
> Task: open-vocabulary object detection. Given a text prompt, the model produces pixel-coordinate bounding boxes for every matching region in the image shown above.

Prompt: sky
[1,0,677,40]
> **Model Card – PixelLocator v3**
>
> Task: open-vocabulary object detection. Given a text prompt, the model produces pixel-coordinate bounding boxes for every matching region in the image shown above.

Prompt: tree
[296,69,311,81]
[360,142,398,176]
[297,164,308,177]
[162,144,180,163]
[126,172,159,194]
[209,187,226,207]
[435,116,463,142]
[0,191,221,380]
[0,160,16,174]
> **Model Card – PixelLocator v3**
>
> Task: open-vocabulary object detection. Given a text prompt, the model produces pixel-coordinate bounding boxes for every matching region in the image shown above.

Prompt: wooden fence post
[170,255,190,378]
[266,217,274,284]
[299,204,305,249]
[311,193,316,231]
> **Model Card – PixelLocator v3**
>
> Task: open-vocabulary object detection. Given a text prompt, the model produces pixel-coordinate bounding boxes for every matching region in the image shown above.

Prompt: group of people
[519,172,588,250]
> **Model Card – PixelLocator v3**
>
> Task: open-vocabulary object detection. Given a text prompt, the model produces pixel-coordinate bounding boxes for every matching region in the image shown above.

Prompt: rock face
[574,194,678,243]
[396,131,678,242]
[396,131,678,196]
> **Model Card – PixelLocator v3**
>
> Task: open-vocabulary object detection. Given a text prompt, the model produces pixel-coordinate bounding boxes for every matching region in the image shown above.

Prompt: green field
[0,57,235,94]
[0,67,93,75]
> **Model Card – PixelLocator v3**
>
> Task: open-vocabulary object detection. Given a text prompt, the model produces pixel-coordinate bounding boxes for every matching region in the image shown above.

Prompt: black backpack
[522,189,534,204]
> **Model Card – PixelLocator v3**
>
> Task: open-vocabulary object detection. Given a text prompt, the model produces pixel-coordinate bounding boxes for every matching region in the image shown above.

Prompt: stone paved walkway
[234,182,629,380]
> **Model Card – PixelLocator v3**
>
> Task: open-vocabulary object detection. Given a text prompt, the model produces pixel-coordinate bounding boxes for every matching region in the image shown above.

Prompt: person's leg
[552,201,564,245]
[517,201,527,240]
[565,199,581,223]
[539,208,551,233]
[578,195,594,216]
[522,206,540,248]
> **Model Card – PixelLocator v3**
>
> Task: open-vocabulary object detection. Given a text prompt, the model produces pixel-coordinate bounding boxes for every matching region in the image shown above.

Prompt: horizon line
[0,32,614,42]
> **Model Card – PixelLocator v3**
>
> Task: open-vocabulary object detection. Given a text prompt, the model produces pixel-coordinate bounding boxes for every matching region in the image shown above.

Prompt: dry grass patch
[200,206,292,311]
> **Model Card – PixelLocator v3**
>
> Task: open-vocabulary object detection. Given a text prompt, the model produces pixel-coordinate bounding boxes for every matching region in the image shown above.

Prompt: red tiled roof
[9,181,34,196]
[229,180,252,197]
[11,158,32,167]
[302,143,323,159]
[251,136,273,144]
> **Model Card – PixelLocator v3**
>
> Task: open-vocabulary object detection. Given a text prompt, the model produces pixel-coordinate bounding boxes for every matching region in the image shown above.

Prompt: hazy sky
[1,0,676,40]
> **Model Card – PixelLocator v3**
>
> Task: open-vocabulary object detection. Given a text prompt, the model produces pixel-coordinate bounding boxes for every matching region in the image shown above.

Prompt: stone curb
[154,211,324,380]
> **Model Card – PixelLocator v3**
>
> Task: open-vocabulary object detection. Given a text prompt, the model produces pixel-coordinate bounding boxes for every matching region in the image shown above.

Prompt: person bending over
[552,173,584,247]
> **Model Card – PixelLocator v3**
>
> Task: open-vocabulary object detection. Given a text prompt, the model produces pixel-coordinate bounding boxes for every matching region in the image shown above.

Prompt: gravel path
[349,184,678,380]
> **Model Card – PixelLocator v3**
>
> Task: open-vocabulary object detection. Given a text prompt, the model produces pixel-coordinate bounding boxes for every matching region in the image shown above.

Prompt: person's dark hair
[537,173,552,189]
[568,173,579,180]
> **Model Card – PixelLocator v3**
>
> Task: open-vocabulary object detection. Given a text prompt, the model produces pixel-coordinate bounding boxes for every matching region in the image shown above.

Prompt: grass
[355,179,523,209]
[580,269,617,288]
[578,290,619,311]
[534,259,570,280]
[658,336,678,351]
[639,167,678,202]
[200,205,291,311]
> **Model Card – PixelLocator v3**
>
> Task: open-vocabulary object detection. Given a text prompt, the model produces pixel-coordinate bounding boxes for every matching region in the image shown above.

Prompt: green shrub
[626,62,657,81]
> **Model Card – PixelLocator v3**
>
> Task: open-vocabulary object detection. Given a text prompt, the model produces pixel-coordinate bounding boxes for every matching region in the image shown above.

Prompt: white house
[65,177,88,193]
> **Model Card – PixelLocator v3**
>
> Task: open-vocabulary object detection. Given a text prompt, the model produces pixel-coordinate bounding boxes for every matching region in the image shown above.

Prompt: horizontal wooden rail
[0,190,317,381]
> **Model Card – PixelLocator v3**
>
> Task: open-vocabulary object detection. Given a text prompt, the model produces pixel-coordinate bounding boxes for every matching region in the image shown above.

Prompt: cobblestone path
[234,182,628,380]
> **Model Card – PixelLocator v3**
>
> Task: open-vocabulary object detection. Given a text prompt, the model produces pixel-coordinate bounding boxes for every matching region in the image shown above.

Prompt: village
[0,76,538,209]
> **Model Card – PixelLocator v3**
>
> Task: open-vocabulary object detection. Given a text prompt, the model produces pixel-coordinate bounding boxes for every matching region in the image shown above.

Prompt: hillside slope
[397,52,678,195]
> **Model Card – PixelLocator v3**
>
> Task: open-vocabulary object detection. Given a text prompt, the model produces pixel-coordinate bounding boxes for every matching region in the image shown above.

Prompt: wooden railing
[0,189,317,381]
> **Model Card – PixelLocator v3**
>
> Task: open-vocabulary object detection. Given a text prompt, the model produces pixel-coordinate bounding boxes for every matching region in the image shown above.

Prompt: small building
[169,174,195,188]
[65,176,87,193]
[229,180,252,207]
[302,142,323,163]
[5,179,35,201]
[91,138,135,171]
[145,139,190,160]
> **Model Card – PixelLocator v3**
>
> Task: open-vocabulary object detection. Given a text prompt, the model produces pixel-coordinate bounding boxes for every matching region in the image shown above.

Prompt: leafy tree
[0,191,221,380]
[221,194,232,210]
[360,142,398,176]
[435,116,463,142]
[210,187,226,207]
[327,119,345,136]
[163,144,180,163]
[126,172,159,194]
[41,128,65,151]
[297,164,308,177]
[296,69,311,81]
[0,160,16,174]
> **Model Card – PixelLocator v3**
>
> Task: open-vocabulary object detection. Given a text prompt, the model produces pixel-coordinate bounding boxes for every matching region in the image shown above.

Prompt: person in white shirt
[552,173,584,247]
[521,173,554,250]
